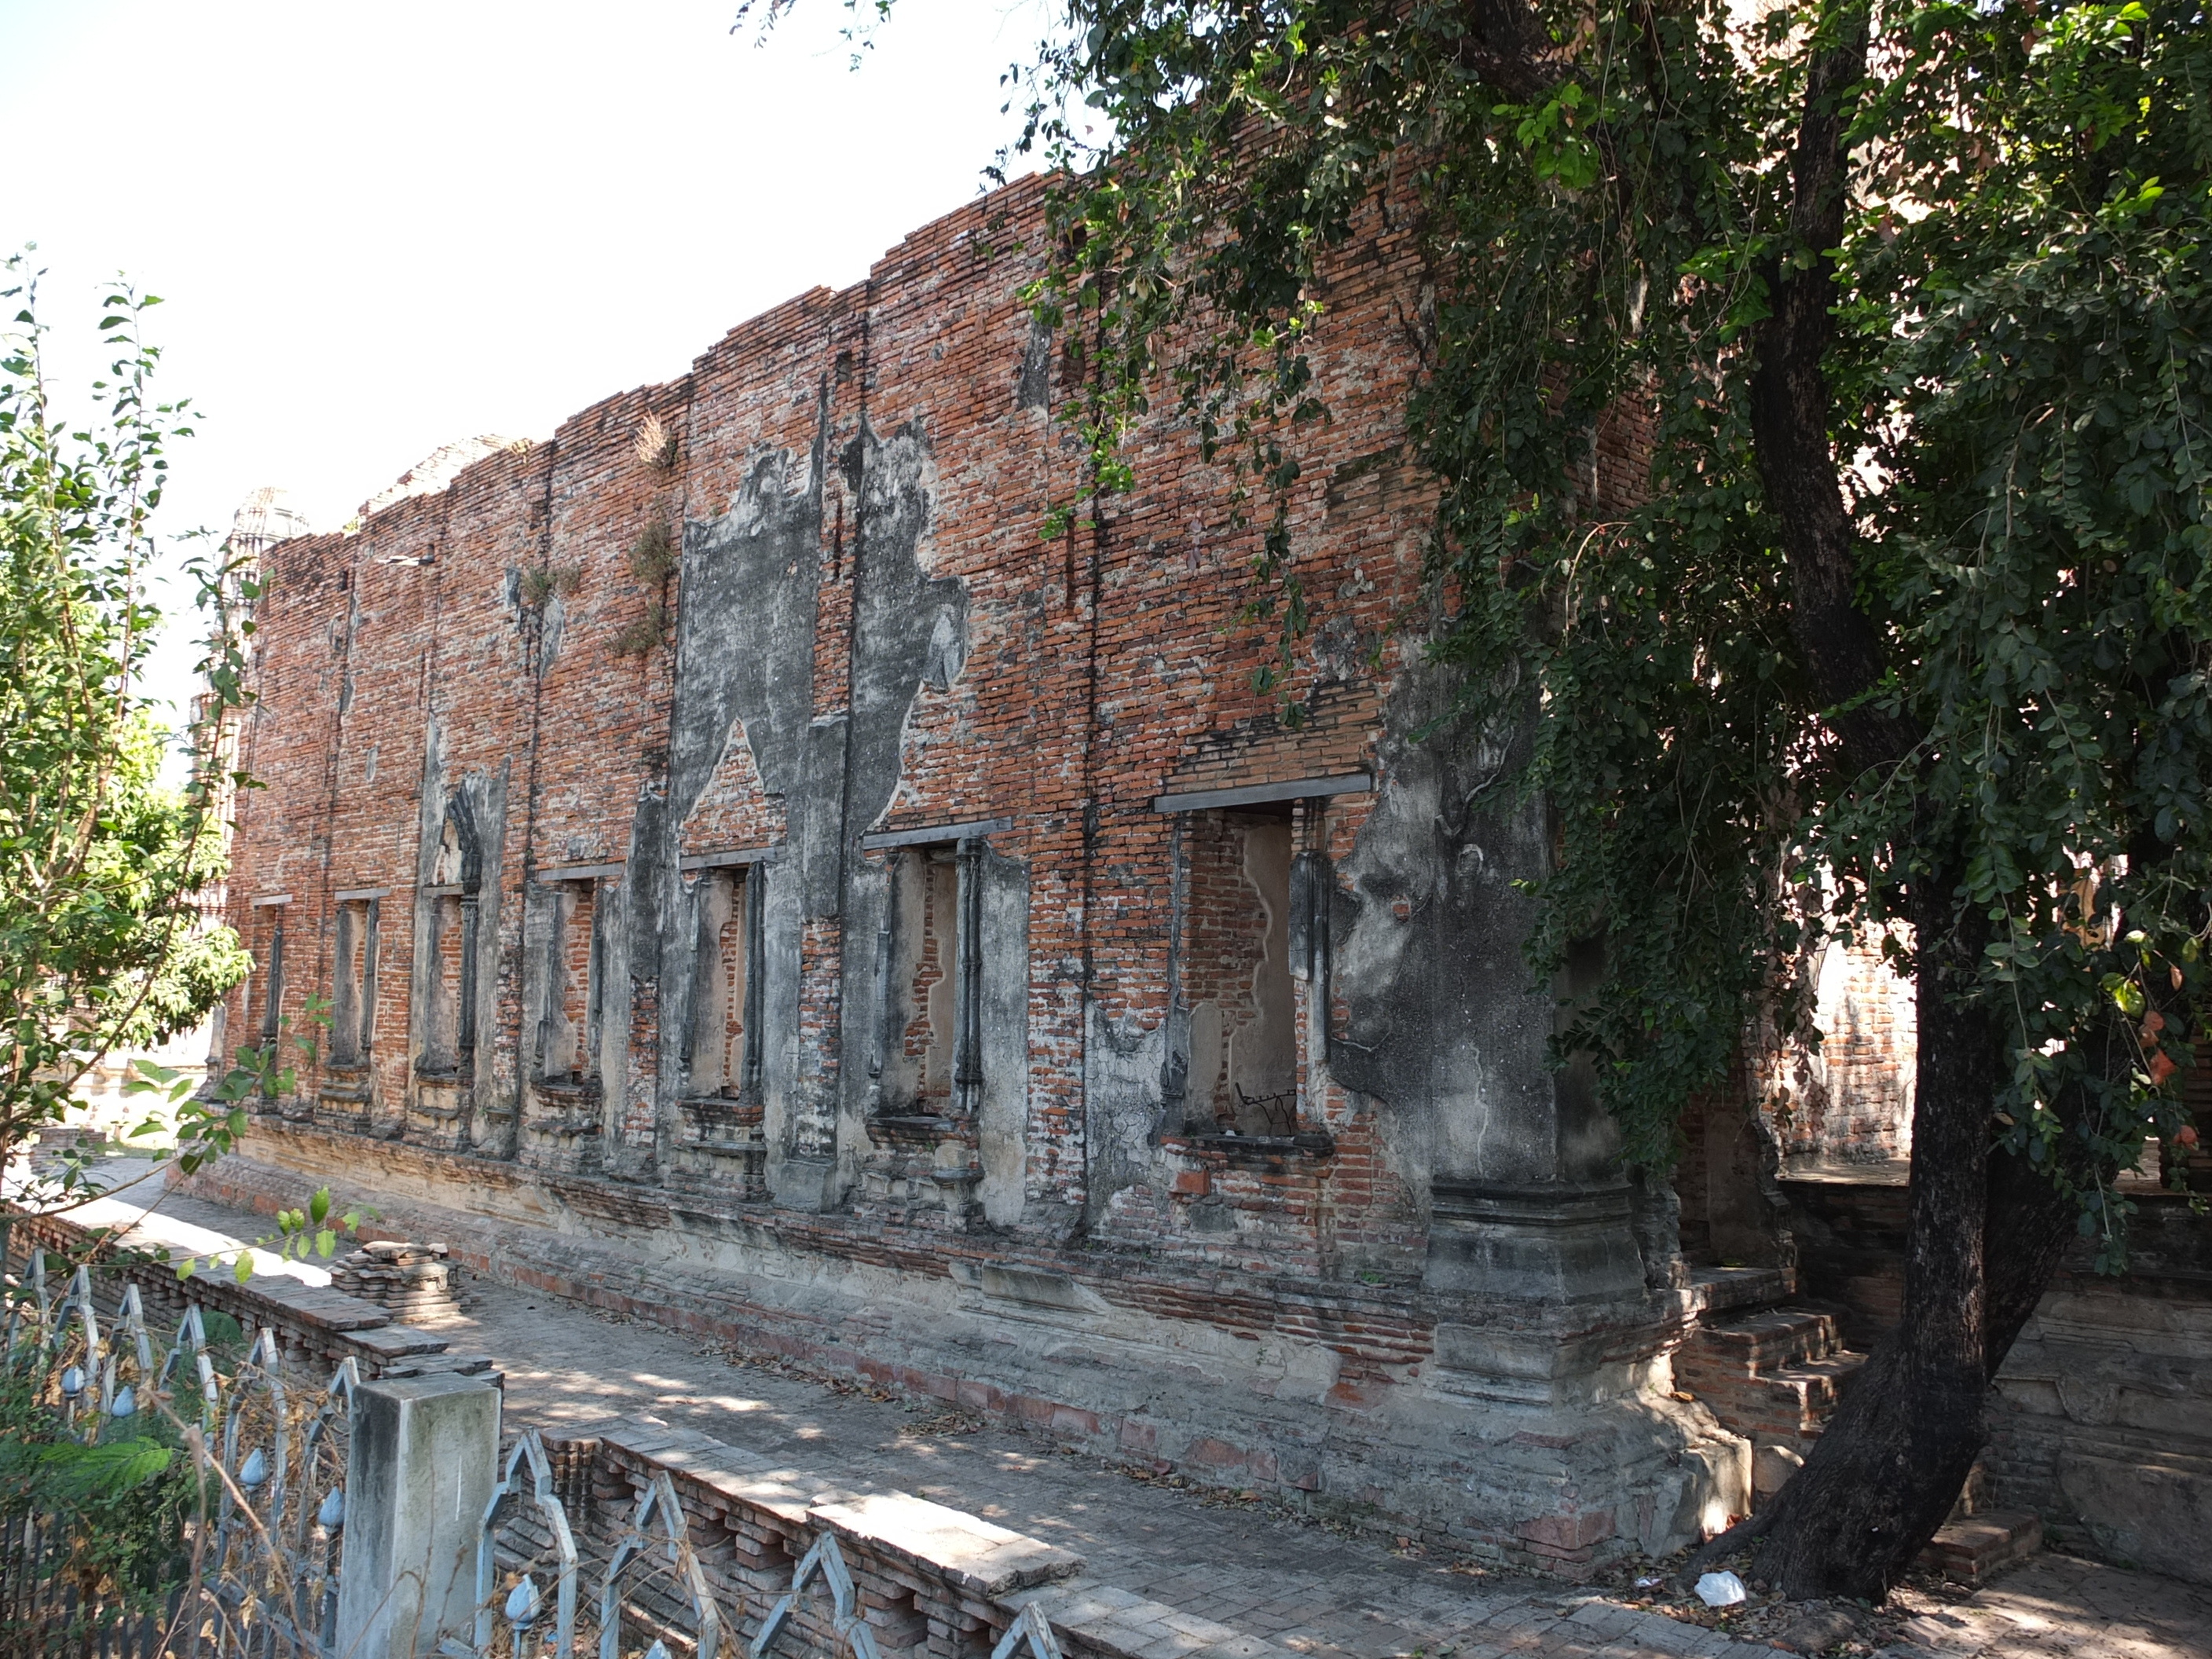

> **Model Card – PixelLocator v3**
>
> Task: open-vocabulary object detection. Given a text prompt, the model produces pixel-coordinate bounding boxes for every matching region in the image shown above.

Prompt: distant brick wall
[1766,938,1918,1167]
[1678,935,1919,1270]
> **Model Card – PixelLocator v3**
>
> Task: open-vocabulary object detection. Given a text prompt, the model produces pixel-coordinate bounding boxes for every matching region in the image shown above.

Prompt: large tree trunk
[1729,968,2106,1597]
[1724,5,2073,1598]
[1745,883,1999,1598]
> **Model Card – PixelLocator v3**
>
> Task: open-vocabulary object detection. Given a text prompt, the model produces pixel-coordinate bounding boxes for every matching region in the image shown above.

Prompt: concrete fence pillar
[337,1372,501,1659]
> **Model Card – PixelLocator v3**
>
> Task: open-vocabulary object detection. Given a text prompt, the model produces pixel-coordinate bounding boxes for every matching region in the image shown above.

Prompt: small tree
[1,255,265,1188]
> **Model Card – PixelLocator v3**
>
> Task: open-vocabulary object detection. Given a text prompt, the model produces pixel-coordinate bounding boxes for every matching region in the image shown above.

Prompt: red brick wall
[215,176,1601,1278]
[680,723,783,857]
[1763,936,1917,1169]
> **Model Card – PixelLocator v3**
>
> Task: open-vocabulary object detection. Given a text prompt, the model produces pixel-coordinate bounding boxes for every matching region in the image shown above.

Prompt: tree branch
[1748,9,1919,778]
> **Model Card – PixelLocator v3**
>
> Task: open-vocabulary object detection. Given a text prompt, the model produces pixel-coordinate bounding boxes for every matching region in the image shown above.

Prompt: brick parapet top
[4,1205,454,1375]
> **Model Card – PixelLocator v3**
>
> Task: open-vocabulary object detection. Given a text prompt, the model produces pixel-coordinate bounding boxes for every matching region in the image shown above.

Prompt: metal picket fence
[3,1247,1071,1659]
[0,1251,731,1659]
[2,1251,350,1657]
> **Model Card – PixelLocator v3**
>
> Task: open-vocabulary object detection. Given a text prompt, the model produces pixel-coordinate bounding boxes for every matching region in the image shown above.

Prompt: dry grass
[633,412,679,473]
[629,522,678,584]
[519,565,582,607]
[609,600,670,657]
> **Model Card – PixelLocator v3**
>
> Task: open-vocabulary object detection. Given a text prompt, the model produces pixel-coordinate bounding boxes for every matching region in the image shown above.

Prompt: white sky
[1,0,1054,725]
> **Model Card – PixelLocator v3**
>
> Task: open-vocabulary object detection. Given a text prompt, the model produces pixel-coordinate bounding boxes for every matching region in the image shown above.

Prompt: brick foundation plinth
[183,1129,1748,1575]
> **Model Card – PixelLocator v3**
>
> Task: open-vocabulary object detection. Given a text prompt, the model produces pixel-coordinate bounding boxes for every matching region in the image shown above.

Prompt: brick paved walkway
[115,1179,2212,1659]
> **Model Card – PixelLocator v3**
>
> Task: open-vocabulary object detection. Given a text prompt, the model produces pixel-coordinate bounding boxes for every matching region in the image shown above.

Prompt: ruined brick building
[200,177,2211,1577]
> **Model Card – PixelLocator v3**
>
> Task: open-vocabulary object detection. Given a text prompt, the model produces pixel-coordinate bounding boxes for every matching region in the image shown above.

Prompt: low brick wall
[2,1206,460,1379]
[179,1127,1742,1577]
[5,1207,1304,1659]
[509,1414,1291,1659]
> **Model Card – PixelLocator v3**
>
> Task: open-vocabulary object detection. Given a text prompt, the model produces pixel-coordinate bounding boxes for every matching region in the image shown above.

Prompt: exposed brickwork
[215,177,1473,1289]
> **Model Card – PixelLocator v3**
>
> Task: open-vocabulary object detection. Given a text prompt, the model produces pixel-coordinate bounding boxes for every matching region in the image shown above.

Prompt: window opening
[740,870,765,1098]
[537,879,606,1088]
[583,884,606,1071]
[457,895,480,1058]
[426,894,464,1068]
[258,914,285,1043]
[422,800,484,1076]
[329,899,379,1066]
[1180,808,1297,1136]
[249,907,287,1099]
[868,837,984,1119]
[910,852,955,1110]
[686,867,762,1099]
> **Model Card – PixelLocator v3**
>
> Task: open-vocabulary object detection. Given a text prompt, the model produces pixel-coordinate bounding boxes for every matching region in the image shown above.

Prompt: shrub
[632,412,678,473]
[518,565,581,608]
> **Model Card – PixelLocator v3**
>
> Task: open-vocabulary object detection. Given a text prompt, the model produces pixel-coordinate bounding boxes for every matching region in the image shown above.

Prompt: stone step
[1917,1510,2043,1584]
[1686,1264,1796,1316]
[1677,1305,1844,1379]
[1679,1351,1868,1442]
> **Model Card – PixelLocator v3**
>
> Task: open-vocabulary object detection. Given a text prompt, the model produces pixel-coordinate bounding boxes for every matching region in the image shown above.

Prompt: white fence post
[336,1373,500,1659]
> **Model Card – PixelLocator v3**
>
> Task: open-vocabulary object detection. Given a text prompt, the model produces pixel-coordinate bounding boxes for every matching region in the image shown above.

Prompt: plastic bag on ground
[1695,1570,1749,1607]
